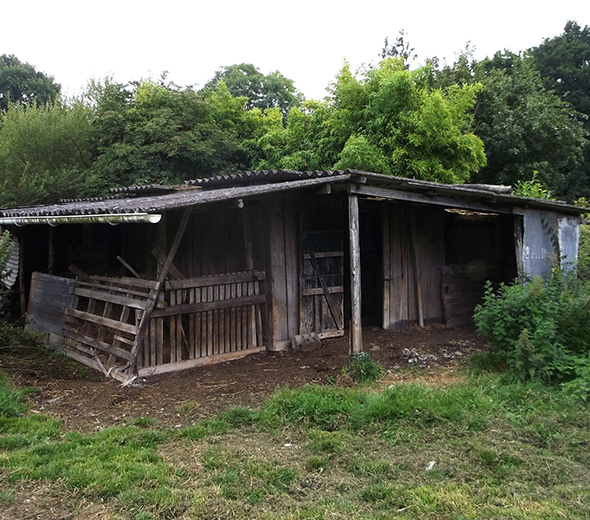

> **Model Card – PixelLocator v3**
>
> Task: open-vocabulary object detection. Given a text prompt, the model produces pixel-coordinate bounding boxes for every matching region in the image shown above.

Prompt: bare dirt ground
[3,325,488,432]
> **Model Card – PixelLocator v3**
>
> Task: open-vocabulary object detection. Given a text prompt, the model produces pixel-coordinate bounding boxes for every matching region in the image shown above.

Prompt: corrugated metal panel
[558,215,580,272]
[1,234,19,289]
[522,210,558,279]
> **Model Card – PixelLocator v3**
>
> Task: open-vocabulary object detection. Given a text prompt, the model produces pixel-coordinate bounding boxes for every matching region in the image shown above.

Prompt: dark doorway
[359,201,383,325]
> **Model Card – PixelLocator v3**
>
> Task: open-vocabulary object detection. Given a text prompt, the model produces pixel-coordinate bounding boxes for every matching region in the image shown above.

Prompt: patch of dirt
[3,325,488,432]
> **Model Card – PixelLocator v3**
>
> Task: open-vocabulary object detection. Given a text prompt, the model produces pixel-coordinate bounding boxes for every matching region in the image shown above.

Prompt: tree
[0,55,60,112]
[257,59,486,183]
[88,79,255,188]
[531,21,590,122]
[379,30,418,68]
[0,100,95,207]
[529,21,590,200]
[433,50,587,195]
[203,63,303,118]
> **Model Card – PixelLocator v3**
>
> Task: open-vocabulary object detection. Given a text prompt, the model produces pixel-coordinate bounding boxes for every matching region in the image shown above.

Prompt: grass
[1,364,590,518]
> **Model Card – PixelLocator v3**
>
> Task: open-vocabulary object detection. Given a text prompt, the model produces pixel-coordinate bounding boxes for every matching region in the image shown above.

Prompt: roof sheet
[0,169,585,219]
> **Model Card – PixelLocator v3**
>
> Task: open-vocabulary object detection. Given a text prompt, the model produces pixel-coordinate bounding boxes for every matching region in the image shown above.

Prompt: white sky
[2,0,589,100]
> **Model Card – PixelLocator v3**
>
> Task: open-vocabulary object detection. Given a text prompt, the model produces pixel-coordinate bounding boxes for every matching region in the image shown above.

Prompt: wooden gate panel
[143,271,266,368]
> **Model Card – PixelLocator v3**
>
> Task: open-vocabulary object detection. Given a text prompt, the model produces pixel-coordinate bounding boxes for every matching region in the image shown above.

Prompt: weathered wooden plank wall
[383,203,445,329]
[267,198,299,350]
[121,207,255,279]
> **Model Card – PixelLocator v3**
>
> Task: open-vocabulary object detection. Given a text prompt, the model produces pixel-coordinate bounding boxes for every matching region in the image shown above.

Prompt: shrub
[577,224,590,282]
[474,275,590,397]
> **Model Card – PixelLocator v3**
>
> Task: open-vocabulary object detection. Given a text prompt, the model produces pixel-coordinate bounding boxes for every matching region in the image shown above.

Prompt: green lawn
[1,365,590,519]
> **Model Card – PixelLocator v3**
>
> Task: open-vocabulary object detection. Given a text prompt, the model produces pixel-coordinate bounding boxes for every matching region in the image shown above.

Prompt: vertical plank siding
[384,204,446,329]
[143,271,267,368]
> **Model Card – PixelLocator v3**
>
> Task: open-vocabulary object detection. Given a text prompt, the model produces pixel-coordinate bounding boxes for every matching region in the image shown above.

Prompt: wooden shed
[0,170,583,382]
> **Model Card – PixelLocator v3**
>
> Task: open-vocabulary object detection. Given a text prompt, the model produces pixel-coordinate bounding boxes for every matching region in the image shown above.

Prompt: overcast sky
[2,0,588,100]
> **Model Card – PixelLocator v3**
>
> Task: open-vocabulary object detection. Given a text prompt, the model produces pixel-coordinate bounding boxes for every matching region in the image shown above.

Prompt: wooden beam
[137,345,267,377]
[151,294,266,318]
[151,247,185,279]
[349,184,514,214]
[348,191,363,354]
[117,256,142,279]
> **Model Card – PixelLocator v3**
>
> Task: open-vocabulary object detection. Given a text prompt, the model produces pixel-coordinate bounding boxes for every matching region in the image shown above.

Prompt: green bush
[474,275,590,397]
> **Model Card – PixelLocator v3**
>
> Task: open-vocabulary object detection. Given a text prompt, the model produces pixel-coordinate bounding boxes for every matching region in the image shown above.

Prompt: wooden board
[26,272,76,340]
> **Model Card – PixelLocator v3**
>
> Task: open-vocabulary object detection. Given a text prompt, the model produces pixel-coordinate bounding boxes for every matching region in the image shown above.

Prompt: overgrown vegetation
[474,275,590,399]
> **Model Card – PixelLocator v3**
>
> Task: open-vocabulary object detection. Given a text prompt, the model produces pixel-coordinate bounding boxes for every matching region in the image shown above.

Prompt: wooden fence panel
[141,271,266,369]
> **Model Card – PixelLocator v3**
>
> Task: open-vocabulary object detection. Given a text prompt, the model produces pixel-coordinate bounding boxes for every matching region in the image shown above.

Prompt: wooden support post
[19,230,26,315]
[348,191,363,355]
[514,215,525,284]
[48,227,55,275]
[241,205,258,347]
[409,211,424,328]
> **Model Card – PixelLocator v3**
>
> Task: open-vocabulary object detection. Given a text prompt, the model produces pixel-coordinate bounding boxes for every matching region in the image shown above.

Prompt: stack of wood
[440,260,500,327]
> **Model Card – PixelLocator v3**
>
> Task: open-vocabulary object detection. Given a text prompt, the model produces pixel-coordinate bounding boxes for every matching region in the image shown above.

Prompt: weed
[222,406,259,426]
[305,456,329,471]
[344,352,385,383]
[474,275,590,397]
[131,416,156,428]
[346,459,391,478]
[307,429,345,454]
[0,375,29,417]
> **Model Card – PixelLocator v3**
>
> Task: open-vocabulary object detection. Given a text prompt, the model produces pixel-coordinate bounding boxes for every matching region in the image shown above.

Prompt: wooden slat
[303,251,344,259]
[62,329,133,361]
[164,271,266,290]
[87,274,160,290]
[74,280,153,298]
[73,288,149,310]
[137,346,267,377]
[151,294,266,318]
[65,308,139,335]
[302,286,344,297]
[59,344,105,374]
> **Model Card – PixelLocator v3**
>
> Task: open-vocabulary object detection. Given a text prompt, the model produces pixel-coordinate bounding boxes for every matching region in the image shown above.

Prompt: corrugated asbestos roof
[0,169,585,219]
[0,172,351,218]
